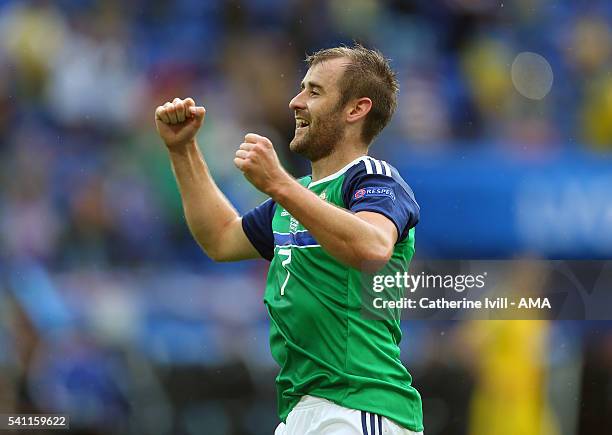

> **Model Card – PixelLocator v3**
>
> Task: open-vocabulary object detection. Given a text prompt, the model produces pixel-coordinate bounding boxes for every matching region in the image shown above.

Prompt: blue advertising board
[395,149,612,258]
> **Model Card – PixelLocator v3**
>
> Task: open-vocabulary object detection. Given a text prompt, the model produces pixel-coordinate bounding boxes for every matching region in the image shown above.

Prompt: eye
[310,90,319,96]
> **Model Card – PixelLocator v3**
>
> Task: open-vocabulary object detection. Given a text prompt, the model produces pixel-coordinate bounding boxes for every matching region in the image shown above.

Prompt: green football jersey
[242,156,423,432]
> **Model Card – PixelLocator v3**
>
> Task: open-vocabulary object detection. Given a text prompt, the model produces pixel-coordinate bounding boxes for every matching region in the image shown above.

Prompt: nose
[289,89,307,111]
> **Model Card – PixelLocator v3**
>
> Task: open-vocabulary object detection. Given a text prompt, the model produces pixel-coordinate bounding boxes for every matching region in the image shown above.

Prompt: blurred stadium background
[1,0,612,434]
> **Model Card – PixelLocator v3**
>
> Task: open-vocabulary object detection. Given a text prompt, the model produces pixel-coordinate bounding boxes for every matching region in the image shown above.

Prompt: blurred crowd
[1,1,612,434]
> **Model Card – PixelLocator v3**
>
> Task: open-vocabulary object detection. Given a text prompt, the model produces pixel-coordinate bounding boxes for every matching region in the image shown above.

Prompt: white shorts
[274,395,424,435]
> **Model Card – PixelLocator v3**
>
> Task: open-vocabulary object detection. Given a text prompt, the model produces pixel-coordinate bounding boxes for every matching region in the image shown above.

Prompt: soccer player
[154,45,423,435]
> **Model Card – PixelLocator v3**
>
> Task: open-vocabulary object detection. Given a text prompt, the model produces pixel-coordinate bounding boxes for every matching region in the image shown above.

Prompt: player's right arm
[155,97,259,262]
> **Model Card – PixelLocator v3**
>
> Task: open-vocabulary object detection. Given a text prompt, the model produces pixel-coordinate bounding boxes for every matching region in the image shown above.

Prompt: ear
[346,97,372,124]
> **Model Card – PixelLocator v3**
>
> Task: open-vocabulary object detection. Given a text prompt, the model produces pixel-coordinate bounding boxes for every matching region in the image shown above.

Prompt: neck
[310,146,367,182]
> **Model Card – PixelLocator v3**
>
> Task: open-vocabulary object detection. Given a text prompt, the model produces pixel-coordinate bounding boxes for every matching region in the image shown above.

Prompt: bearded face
[288,58,352,162]
[289,100,346,162]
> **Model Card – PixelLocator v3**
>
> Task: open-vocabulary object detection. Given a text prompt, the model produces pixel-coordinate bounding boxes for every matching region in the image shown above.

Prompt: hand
[155,97,206,150]
[234,133,292,196]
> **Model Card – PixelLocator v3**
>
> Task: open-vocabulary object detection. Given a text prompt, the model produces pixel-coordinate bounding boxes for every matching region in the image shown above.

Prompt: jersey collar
[308,155,369,188]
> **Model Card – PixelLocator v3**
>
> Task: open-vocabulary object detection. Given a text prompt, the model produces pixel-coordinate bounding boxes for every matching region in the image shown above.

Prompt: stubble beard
[289,109,345,162]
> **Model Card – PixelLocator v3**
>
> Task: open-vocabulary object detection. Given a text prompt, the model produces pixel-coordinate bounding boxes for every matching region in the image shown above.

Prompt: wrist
[267,171,296,202]
[167,139,198,157]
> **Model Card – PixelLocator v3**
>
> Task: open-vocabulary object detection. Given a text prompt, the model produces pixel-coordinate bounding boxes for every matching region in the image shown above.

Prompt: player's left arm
[234,134,405,270]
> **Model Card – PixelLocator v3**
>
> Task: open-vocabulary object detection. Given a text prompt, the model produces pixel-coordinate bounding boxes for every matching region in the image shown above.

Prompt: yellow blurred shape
[462,39,513,116]
[581,75,612,150]
[465,320,559,435]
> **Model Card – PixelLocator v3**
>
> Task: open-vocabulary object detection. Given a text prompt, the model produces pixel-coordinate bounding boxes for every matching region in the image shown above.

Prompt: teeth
[296,119,310,128]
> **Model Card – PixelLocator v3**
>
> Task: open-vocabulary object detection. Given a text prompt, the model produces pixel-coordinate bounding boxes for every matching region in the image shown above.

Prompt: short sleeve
[342,158,420,243]
[241,198,276,261]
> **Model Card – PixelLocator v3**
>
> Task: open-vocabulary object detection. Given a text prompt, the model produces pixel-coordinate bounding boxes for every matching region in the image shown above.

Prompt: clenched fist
[155,97,206,149]
[234,133,292,196]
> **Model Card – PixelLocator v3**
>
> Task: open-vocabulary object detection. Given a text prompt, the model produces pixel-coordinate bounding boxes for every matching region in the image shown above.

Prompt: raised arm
[234,134,398,270]
[155,98,259,261]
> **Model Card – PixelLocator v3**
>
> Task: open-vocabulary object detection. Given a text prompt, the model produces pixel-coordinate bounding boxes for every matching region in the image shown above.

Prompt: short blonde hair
[306,44,399,144]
